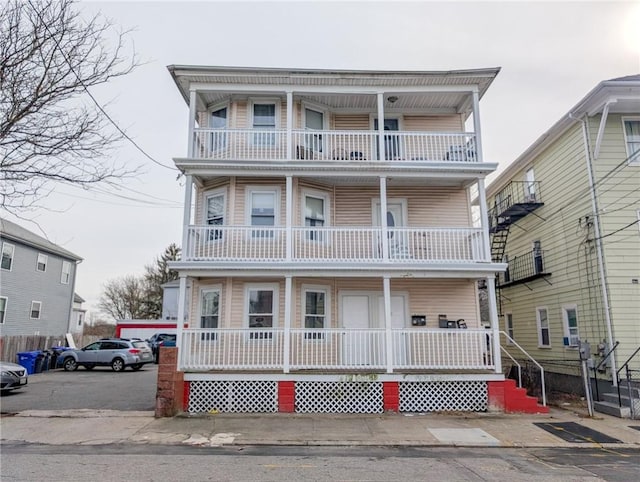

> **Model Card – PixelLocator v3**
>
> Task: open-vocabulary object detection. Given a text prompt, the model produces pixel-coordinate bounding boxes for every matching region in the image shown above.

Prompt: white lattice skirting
[186,380,489,414]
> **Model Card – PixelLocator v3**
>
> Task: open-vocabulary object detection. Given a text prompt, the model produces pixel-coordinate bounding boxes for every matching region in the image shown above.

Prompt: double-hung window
[623,118,640,165]
[1,243,14,270]
[30,301,42,319]
[247,284,277,340]
[563,305,579,347]
[505,312,514,345]
[304,192,327,241]
[36,253,47,272]
[210,107,228,152]
[61,261,71,284]
[205,191,225,241]
[252,102,276,146]
[200,288,220,341]
[248,188,278,238]
[536,307,550,347]
[0,297,7,324]
[304,287,328,340]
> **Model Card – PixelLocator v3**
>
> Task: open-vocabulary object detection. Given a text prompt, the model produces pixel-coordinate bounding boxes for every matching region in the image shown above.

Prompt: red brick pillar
[487,380,506,412]
[278,381,295,412]
[383,382,399,412]
[155,346,185,417]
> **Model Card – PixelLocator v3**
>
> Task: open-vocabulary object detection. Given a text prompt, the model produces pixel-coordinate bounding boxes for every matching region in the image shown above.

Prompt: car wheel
[63,357,78,372]
[111,358,125,372]
[131,363,143,371]
[84,364,95,370]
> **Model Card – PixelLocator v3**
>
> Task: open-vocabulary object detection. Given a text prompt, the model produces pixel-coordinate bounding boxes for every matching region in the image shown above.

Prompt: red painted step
[488,380,549,414]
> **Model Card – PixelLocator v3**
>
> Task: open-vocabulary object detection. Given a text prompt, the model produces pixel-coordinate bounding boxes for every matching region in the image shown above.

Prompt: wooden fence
[0,334,101,364]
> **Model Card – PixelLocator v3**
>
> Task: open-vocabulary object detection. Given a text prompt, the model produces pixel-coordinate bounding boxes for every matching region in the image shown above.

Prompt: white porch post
[176,275,188,368]
[286,176,293,261]
[187,89,197,158]
[379,176,389,261]
[377,92,385,160]
[476,178,492,262]
[283,275,292,374]
[286,91,293,160]
[181,175,193,257]
[383,276,393,373]
[486,276,502,373]
[471,89,483,163]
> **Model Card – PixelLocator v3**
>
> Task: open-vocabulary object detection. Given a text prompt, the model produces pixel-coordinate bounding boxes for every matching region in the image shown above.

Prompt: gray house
[0,218,82,336]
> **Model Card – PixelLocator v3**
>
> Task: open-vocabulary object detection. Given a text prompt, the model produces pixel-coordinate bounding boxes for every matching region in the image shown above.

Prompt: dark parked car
[147,333,176,363]
[60,338,153,372]
[1,361,28,392]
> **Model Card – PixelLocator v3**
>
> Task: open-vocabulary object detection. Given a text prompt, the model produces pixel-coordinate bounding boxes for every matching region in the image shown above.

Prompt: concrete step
[601,392,638,407]
[593,400,631,418]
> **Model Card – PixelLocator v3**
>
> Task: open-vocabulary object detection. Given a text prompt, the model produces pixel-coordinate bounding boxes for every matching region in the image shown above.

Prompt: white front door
[374,201,408,258]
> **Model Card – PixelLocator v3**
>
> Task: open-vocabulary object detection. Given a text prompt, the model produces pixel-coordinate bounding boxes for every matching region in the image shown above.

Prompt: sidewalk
[1,407,639,449]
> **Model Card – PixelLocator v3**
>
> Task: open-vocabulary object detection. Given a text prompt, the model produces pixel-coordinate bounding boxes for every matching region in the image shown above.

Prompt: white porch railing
[192,128,478,162]
[184,226,488,263]
[179,328,494,372]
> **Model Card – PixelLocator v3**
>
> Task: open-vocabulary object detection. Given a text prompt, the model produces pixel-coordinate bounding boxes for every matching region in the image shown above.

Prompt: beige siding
[403,115,464,131]
[333,114,370,130]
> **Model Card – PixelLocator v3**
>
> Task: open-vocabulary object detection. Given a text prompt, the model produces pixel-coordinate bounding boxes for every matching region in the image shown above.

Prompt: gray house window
[1,243,14,270]
[0,297,6,324]
[36,253,47,272]
[61,261,71,284]
[30,301,42,319]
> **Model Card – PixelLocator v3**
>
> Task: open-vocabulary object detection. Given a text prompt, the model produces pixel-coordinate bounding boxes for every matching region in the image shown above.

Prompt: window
[505,312,514,344]
[77,312,84,327]
[30,301,42,320]
[246,284,278,339]
[532,240,543,274]
[0,297,6,324]
[303,286,329,340]
[200,288,220,341]
[524,168,536,201]
[205,190,225,240]
[61,261,71,284]
[209,107,228,151]
[536,307,550,347]
[248,188,279,237]
[1,243,14,270]
[304,107,324,152]
[252,102,277,145]
[36,253,47,272]
[623,118,640,165]
[303,191,328,241]
[563,305,579,347]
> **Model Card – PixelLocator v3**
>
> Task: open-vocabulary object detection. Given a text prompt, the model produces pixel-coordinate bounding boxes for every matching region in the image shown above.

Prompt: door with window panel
[253,103,276,146]
[250,191,276,238]
[200,289,219,341]
[206,193,225,241]
[248,288,275,339]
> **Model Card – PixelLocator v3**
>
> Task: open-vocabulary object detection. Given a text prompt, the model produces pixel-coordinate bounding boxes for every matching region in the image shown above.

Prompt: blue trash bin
[16,350,42,375]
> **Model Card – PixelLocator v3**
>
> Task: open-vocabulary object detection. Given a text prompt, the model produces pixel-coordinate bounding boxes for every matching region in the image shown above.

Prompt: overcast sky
[3,0,639,319]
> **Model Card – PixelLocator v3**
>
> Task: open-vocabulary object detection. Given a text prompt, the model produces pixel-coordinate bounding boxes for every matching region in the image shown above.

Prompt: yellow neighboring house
[486,75,640,401]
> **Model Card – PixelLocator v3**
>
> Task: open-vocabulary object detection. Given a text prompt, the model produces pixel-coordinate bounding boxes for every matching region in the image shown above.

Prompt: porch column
[176,275,188,369]
[383,276,393,374]
[283,275,292,374]
[181,175,193,258]
[286,176,293,261]
[379,176,389,261]
[187,89,197,158]
[476,178,492,262]
[377,92,385,160]
[471,89,483,163]
[486,276,502,374]
[286,91,293,160]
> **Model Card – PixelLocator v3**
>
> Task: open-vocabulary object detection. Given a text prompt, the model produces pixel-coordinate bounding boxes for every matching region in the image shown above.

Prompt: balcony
[497,249,550,287]
[183,226,488,265]
[192,128,478,163]
[179,328,495,372]
[489,181,544,233]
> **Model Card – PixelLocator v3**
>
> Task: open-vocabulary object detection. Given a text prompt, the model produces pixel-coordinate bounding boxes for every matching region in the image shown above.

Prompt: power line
[592,219,639,241]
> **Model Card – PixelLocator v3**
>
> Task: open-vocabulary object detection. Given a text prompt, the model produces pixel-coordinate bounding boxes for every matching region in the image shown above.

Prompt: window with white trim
[247,187,279,237]
[303,190,328,241]
[77,312,83,327]
[205,190,226,240]
[246,283,278,339]
[200,287,220,341]
[0,297,7,324]
[209,106,228,151]
[1,243,14,270]
[536,307,550,347]
[524,168,537,201]
[304,107,324,153]
[505,312,514,345]
[251,101,277,145]
[303,286,329,340]
[36,253,47,272]
[623,118,640,165]
[562,304,579,347]
[30,301,42,319]
[61,261,71,284]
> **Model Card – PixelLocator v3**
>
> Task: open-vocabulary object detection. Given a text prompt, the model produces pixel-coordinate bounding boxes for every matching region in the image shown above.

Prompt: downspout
[572,113,618,385]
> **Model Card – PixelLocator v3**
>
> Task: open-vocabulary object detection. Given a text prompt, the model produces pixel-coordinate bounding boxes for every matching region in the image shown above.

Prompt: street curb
[10,409,155,418]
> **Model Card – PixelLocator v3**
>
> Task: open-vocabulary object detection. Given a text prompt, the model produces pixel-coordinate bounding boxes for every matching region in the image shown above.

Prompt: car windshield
[133,341,149,348]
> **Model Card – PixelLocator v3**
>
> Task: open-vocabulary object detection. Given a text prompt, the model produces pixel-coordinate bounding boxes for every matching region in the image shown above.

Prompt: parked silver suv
[61,338,153,372]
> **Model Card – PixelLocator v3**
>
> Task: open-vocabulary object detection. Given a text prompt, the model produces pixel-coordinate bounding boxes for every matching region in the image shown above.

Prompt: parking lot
[0,363,158,413]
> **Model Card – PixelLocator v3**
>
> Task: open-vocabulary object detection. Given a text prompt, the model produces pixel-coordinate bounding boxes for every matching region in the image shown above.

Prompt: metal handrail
[616,345,640,417]
[592,341,619,401]
[499,331,546,406]
[500,345,522,388]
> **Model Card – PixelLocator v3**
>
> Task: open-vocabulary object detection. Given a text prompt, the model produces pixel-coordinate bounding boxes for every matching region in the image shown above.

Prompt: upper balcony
[488,181,544,233]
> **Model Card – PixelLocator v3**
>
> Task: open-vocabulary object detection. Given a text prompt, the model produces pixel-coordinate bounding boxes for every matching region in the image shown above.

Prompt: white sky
[3,0,639,318]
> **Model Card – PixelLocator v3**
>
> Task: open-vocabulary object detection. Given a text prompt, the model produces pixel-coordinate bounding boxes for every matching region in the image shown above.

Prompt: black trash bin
[34,352,45,373]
